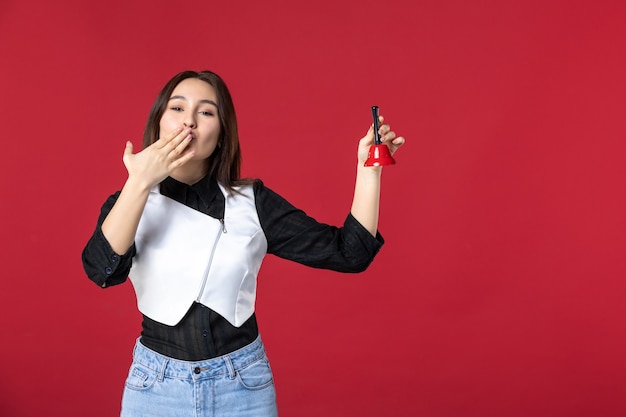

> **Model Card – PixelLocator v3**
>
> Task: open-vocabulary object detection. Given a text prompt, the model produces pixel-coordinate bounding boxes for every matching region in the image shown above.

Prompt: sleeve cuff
[84,226,135,287]
[342,213,384,269]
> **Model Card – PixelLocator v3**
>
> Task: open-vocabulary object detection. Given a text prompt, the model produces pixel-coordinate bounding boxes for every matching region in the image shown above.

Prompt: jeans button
[194,367,201,374]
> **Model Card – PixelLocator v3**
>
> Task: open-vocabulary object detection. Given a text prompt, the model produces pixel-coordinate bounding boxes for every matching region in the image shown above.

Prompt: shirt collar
[160,175,220,211]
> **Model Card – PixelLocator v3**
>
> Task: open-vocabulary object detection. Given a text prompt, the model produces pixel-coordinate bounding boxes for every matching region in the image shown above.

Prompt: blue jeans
[120,336,278,417]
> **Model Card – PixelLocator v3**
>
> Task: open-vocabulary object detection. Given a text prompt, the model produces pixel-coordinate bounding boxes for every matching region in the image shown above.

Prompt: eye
[200,110,214,116]
[169,106,183,112]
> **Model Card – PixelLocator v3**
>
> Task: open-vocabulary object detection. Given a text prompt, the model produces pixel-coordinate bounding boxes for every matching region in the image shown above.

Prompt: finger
[163,129,191,153]
[381,130,396,142]
[388,136,405,154]
[156,126,186,148]
[122,141,134,168]
[376,116,390,136]
[170,149,196,169]
[124,141,134,156]
[365,115,385,135]
[171,134,193,156]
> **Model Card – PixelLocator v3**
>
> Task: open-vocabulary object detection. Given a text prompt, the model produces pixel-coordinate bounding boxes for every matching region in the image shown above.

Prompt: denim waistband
[131,335,267,380]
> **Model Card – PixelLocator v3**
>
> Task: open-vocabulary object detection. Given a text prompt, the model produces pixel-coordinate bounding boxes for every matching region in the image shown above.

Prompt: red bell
[364,144,396,166]
[364,106,396,167]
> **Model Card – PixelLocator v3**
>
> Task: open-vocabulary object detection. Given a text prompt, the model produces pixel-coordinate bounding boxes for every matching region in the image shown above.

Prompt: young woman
[82,70,405,417]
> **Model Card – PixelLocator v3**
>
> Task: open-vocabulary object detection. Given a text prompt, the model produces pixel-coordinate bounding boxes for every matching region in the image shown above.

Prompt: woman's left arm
[350,115,405,236]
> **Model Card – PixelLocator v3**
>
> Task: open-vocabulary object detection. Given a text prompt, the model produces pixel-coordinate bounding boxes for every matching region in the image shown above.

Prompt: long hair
[142,70,247,190]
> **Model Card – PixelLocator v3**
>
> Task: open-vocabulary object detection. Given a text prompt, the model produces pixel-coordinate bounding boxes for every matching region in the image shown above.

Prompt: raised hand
[123,126,196,189]
[357,115,405,166]
[100,127,196,254]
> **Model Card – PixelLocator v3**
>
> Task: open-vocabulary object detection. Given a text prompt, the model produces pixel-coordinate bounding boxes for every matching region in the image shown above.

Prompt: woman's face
[159,78,221,162]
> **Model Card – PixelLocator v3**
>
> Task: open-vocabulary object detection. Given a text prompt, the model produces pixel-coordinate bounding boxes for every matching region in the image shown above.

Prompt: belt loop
[224,355,236,380]
[132,338,140,358]
[158,357,168,382]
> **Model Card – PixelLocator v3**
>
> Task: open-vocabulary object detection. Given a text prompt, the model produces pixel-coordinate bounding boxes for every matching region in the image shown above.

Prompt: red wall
[1,1,625,416]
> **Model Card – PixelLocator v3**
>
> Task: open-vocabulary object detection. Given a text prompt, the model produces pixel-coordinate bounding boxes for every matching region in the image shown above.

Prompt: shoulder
[229,178,279,200]
[226,179,296,211]
[250,179,290,206]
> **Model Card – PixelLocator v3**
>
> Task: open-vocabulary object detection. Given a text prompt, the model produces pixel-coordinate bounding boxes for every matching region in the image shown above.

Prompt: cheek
[159,114,180,134]
[200,121,222,141]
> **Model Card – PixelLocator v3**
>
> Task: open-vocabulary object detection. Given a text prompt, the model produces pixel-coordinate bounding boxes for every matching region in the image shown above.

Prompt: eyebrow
[169,95,218,108]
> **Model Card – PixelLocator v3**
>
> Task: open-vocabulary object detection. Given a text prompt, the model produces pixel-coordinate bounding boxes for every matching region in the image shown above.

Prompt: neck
[170,161,209,185]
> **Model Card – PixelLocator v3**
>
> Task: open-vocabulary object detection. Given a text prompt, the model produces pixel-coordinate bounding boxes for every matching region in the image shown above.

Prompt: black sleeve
[81,192,136,288]
[253,180,384,273]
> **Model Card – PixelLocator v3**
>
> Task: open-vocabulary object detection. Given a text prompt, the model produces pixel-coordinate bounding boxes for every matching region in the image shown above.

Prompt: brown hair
[142,70,249,190]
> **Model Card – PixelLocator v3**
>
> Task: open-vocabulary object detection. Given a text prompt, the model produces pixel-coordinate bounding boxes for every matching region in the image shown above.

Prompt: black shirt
[82,175,384,360]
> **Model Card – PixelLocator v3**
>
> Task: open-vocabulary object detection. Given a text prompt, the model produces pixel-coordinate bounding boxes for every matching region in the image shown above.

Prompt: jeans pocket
[125,364,158,391]
[236,357,274,391]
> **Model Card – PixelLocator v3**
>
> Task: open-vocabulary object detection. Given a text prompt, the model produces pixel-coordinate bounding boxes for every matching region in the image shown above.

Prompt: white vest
[128,184,268,327]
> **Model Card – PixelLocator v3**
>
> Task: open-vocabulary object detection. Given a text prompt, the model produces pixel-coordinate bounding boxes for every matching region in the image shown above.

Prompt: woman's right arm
[102,127,194,254]
[82,127,195,286]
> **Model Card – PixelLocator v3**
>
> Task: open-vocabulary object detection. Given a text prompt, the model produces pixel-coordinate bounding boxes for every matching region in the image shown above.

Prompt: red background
[1,1,625,416]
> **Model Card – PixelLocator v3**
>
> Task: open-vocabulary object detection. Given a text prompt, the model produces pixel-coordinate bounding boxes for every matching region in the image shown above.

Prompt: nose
[183,114,196,129]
